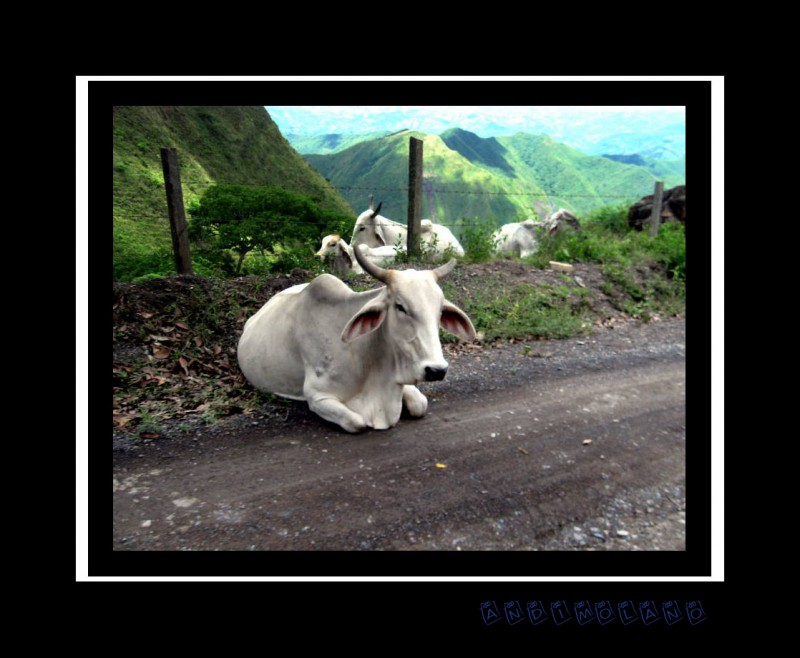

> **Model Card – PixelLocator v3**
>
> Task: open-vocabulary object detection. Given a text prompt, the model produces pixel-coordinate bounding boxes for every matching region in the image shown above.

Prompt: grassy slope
[306,130,540,230]
[113,106,353,276]
[496,133,672,214]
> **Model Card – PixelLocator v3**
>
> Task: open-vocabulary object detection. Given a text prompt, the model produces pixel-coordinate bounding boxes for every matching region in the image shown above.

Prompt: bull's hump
[305,274,383,305]
[303,274,353,301]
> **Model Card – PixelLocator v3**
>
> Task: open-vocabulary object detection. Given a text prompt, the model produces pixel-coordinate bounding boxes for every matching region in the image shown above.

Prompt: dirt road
[113,317,685,551]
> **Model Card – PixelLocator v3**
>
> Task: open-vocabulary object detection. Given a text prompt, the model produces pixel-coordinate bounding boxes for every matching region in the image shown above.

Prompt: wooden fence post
[160,147,193,274]
[649,181,664,237]
[407,137,423,257]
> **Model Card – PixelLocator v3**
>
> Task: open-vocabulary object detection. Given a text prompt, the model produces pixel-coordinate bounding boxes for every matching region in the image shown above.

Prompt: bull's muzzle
[424,366,448,382]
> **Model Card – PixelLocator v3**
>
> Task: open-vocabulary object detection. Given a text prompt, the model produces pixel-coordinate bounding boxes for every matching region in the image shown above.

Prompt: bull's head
[352,198,386,247]
[341,245,475,384]
[315,234,354,270]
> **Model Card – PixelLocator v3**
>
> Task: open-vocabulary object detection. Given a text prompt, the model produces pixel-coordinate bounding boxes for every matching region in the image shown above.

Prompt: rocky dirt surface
[113,303,686,552]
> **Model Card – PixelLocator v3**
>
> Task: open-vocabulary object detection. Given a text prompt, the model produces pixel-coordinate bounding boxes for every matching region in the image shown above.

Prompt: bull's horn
[369,194,374,210]
[431,258,457,282]
[354,243,390,283]
[371,201,382,218]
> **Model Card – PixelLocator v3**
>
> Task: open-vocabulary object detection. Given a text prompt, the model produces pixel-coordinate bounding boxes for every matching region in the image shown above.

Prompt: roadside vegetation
[436,203,685,337]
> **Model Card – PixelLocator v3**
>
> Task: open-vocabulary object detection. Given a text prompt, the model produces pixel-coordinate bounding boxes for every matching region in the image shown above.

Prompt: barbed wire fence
[116,144,667,275]
[114,183,642,224]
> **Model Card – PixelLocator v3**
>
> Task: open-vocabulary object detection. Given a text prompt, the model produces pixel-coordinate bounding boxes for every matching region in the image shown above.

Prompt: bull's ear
[374,223,387,246]
[440,301,476,342]
[339,241,353,269]
[342,299,387,342]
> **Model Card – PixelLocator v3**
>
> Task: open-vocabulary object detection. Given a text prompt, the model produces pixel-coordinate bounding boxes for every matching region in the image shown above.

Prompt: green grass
[440,277,591,342]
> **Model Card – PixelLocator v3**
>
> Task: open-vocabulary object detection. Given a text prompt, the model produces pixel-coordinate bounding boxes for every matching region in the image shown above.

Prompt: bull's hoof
[403,385,428,418]
[342,419,368,434]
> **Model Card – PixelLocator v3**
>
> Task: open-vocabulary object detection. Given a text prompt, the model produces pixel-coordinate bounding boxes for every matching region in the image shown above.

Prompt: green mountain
[305,130,528,228]
[287,130,393,154]
[113,106,353,277]
[440,127,514,175]
[305,128,685,229]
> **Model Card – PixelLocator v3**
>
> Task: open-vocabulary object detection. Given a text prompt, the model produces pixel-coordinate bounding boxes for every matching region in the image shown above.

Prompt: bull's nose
[424,366,448,381]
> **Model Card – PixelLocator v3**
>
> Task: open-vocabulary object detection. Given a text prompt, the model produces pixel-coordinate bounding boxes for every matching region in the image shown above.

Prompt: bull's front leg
[402,385,428,418]
[305,389,367,433]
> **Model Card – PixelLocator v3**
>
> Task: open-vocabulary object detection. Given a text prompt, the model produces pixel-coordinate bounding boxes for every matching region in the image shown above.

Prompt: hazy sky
[265,105,686,140]
[266,105,687,155]
[267,105,684,116]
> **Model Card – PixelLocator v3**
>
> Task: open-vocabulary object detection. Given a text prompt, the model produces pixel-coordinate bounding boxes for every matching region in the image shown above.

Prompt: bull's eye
[395,303,407,314]
[359,226,366,232]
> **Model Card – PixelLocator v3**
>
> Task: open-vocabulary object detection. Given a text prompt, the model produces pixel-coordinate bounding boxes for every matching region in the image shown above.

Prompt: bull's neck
[362,318,407,389]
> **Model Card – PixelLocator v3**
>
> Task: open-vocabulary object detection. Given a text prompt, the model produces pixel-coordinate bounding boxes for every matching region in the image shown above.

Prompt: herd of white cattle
[314,197,580,276]
[238,198,580,433]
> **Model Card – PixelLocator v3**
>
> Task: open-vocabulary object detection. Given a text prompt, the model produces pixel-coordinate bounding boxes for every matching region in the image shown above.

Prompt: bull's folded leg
[306,393,367,433]
[402,385,428,418]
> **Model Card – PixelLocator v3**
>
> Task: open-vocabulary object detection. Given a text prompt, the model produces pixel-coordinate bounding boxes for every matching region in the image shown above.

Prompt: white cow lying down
[237,245,476,433]
[315,234,399,276]
[351,197,465,257]
[493,219,540,258]
[493,209,582,258]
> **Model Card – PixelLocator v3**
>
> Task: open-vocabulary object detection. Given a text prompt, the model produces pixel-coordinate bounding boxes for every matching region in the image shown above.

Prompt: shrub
[114,246,175,281]
[650,223,686,281]
[460,219,499,263]
[583,203,630,233]
[189,184,352,275]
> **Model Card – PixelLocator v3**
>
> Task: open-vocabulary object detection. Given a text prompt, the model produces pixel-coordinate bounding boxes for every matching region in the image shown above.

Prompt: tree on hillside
[189,185,353,274]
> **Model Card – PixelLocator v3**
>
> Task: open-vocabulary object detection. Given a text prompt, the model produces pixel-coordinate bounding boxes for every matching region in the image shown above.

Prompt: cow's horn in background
[369,194,374,210]
[355,244,390,283]
[431,259,457,282]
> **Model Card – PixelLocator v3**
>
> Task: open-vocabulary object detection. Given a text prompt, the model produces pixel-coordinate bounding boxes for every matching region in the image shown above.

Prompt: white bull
[493,219,540,258]
[351,197,465,257]
[493,210,581,258]
[541,208,581,235]
[315,234,399,276]
[237,245,476,433]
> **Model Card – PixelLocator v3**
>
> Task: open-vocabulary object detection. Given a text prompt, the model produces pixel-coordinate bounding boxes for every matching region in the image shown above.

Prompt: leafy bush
[189,185,353,275]
[241,240,324,275]
[460,219,499,263]
[114,245,175,281]
[650,223,686,281]
[583,203,630,233]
